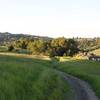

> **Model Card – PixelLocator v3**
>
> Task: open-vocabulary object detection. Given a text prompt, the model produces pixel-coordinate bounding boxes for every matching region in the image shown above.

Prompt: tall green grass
[0,55,72,100]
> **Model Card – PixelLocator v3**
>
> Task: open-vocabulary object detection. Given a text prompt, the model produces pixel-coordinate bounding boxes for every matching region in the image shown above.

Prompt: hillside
[90,49,100,56]
[0,32,52,45]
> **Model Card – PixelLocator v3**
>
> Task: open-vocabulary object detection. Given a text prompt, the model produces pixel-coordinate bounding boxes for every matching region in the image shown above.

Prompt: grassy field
[0,46,8,52]
[0,53,100,100]
[90,48,100,56]
[0,55,72,100]
[54,59,100,97]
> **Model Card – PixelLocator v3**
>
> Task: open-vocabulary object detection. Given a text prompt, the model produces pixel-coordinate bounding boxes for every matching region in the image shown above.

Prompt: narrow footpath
[59,71,99,100]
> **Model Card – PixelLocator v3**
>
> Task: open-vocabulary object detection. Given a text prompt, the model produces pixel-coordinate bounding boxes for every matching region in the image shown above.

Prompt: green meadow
[0,54,100,100]
[0,55,72,100]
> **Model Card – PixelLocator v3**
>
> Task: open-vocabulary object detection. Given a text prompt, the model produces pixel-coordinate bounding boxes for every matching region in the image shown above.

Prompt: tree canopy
[8,37,79,57]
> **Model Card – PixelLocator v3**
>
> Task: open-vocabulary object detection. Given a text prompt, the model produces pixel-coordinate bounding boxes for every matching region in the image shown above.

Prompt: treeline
[8,37,79,57]
[7,36,100,57]
[77,38,100,52]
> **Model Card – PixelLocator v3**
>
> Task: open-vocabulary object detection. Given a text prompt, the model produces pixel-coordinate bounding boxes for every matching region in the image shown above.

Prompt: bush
[8,45,14,51]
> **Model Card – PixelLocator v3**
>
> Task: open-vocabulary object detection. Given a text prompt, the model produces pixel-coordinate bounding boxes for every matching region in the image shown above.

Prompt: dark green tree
[8,45,14,51]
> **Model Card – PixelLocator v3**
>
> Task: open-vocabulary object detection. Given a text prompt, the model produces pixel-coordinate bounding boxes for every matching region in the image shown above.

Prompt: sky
[0,0,100,38]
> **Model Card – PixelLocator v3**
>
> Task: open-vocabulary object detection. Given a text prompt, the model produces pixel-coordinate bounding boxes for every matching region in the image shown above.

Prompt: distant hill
[0,32,52,45]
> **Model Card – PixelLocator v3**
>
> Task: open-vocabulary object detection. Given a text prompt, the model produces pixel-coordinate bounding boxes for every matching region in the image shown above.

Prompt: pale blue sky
[0,0,100,37]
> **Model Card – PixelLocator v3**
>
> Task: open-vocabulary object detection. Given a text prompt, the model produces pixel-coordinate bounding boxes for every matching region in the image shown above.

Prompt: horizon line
[0,31,100,38]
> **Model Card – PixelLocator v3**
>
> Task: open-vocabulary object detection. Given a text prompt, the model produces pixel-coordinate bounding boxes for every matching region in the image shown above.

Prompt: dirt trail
[59,72,99,100]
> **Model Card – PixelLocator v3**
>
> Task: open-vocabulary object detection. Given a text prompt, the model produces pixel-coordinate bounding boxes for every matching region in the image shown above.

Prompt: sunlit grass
[0,55,72,100]
[90,49,100,56]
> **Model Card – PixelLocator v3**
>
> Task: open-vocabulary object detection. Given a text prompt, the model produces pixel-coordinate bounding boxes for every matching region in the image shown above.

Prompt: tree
[27,39,49,55]
[8,45,14,51]
[51,37,68,56]
[66,39,79,56]
[7,36,79,56]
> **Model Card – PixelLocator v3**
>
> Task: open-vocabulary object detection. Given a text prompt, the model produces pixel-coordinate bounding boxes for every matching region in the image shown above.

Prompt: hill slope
[0,32,52,45]
[90,49,100,56]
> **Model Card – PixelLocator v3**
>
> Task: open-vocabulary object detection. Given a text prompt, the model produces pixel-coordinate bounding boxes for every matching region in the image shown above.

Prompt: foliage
[8,45,14,51]
[76,38,100,52]
[8,37,79,57]
[0,33,99,56]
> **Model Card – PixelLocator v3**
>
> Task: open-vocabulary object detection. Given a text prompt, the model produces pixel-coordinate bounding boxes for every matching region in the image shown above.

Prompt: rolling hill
[90,48,100,56]
[0,32,52,45]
